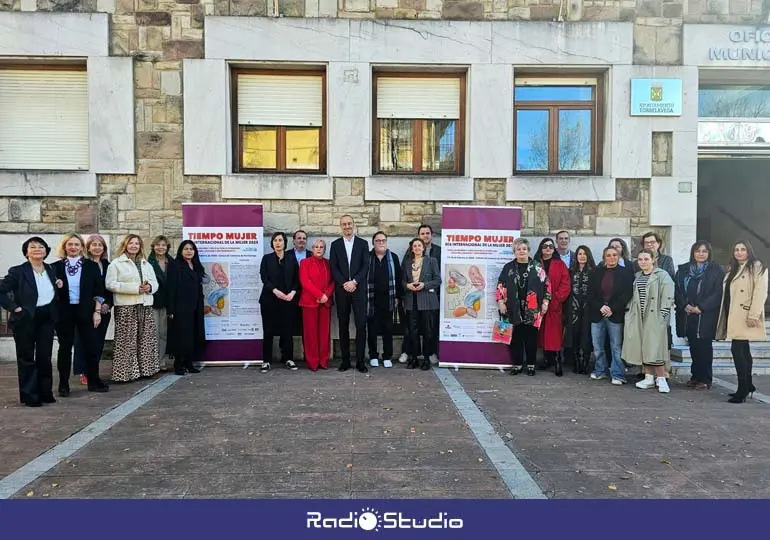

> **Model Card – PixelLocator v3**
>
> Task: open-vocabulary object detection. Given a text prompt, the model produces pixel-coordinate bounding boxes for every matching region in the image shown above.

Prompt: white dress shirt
[34,267,55,307]
[343,237,355,268]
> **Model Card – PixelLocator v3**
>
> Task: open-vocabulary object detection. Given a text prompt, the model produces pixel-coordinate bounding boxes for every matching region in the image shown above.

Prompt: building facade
[0,0,768,277]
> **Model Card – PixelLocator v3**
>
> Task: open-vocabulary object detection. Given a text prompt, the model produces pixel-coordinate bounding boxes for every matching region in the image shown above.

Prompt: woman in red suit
[534,238,571,376]
[299,239,335,371]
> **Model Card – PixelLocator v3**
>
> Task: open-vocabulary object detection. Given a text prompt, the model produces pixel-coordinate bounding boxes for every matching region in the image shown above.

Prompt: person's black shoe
[510,366,523,375]
[186,366,201,374]
[41,395,56,404]
[527,365,536,376]
[420,358,431,371]
[555,357,563,377]
[356,362,368,374]
[174,368,185,375]
[58,387,70,398]
[406,357,418,369]
[338,362,350,372]
[24,401,42,408]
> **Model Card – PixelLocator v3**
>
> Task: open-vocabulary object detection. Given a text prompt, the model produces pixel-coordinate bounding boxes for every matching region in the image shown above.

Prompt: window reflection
[379,119,413,172]
[515,110,549,171]
[515,86,593,102]
[699,85,770,118]
[422,120,456,172]
[558,110,592,171]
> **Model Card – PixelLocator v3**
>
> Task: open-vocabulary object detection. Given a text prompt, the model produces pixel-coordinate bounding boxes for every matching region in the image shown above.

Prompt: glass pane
[698,85,770,118]
[515,86,593,102]
[379,119,413,172]
[286,128,320,170]
[422,120,456,172]
[515,110,549,171]
[241,127,276,169]
[558,109,592,171]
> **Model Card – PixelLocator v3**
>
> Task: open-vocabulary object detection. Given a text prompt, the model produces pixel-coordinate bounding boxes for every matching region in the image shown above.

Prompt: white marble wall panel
[365,176,474,201]
[0,172,97,197]
[0,12,109,57]
[88,57,135,174]
[469,64,513,178]
[328,62,371,177]
[683,24,770,68]
[672,131,698,178]
[205,17,633,66]
[206,17,351,62]
[506,176,616,202]
[222,175,334,200]
[183,59,229,176]
[669,224,697,269]
[349,20,492,64]
[491,22,633,65]
[609,66,652,178]
[649,176,698,227]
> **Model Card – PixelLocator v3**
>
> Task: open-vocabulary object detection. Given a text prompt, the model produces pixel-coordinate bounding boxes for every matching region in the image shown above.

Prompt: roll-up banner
[181,203,264,365]
[439,205,522,368]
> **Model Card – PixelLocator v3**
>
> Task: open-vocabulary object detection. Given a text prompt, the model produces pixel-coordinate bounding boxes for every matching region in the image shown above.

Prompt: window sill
[506,175,615,202]
[221,174,333,200]
[0,171,97,197]
[365,175,474,202]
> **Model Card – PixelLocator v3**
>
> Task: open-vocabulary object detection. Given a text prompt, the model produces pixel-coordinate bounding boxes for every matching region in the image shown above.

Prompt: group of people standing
[0,233,208,407]
[258,217,442,374]
[496,231,767,403]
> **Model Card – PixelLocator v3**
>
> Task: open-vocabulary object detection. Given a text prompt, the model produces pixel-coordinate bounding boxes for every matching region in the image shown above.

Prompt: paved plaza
[0,360,768,499]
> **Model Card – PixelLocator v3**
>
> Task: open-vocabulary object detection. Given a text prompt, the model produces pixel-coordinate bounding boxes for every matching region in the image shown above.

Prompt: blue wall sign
[630,78,683,116]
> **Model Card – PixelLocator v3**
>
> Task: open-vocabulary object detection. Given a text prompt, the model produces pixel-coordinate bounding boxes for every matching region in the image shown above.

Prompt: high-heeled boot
[554,352,563,377]
[728,354,750,403]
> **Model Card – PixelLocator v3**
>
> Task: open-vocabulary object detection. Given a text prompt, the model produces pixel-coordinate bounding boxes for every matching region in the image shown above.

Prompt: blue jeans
[591,319,625,381]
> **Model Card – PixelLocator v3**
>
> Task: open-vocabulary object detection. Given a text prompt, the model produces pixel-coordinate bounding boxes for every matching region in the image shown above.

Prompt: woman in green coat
[622,249,675,394]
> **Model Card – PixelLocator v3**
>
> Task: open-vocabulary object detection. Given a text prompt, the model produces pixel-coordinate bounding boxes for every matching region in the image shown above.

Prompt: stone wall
[0,0,764,249]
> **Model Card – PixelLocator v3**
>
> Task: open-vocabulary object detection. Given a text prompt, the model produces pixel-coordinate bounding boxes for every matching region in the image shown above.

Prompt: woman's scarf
[367,249,396,317]
[684,262,708,296]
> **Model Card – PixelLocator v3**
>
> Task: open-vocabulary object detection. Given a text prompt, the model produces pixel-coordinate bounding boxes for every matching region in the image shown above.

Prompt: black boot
[420,357,431,371]
[184,357,201,374]
[729,351,749,403]
[406,357,418,369]
[554,353,563,377]
[173,356,185,375]
[729,384,756,398]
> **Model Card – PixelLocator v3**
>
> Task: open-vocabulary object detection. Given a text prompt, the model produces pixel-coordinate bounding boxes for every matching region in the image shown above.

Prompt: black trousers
[14,305,55,404]
[731,339,754,393]
[262,302,295,363]
[687,330,713,385]
[406,309,436,358]
[400,302,419,357]
[336,292,367,365]
[73,312,111,376]
[56,304,100,389]
[509,323,538,367]
[368,303,394,360]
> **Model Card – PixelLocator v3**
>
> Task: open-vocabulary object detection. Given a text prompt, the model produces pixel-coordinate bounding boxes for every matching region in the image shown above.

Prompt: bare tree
[522,113,590,171]
[700,88,770,118]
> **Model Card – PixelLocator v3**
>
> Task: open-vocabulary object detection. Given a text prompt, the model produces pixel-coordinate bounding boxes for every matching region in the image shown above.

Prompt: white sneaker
[590,373,608,380]
[429,354,439,365]
[370,358,379,367]
[636,375,656,389]
[656,377,670,393]
[383,360,393,368]
[398,353,408,364]
[611,378,625,386]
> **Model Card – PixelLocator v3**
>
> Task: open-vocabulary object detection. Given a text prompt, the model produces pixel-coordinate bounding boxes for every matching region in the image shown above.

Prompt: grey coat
[401,256,441,311]
[622,268,675,368]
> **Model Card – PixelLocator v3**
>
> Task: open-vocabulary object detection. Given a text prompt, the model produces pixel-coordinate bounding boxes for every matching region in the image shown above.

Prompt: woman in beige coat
[105,234,160,383]
[623,249,675,394]
[716,240,767,403]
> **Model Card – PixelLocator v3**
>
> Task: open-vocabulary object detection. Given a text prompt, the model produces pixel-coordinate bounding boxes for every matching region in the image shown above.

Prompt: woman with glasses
[533,238,571,376]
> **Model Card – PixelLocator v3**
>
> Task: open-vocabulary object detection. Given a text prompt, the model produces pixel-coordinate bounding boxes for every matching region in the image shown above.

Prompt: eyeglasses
[374,239,387,243]
[542,244,555,249]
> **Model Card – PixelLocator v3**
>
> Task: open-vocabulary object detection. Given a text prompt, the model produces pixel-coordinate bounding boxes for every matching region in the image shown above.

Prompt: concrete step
[671,342,770,360]
[671,361,770,376]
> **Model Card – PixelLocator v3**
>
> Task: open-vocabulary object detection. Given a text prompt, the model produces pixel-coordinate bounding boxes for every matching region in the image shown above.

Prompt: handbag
[492,316,513,345]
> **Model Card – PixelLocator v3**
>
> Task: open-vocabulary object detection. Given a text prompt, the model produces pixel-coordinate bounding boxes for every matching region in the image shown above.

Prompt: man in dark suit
[286,230,312,362]
[330,215,369,373]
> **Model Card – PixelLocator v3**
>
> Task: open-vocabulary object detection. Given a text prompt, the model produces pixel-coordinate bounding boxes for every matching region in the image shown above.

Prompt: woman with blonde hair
[716,240,768,403]
[148,235,175,371]
[105,234,160,383]
[52,233,107,396]
[73,234,112,386]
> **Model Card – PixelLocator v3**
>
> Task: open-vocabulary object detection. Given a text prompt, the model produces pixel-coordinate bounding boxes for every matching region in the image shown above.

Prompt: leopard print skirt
[112,305,160,383]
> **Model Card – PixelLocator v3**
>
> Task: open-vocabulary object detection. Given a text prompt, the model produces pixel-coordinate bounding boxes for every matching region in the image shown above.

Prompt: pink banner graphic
[439,205,522,368]
[182,203,264,363]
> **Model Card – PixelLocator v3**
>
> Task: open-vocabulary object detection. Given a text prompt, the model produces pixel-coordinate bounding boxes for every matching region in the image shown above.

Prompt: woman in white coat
[622,249,675,394]
[716,240,768,403]
[105,234,160,383]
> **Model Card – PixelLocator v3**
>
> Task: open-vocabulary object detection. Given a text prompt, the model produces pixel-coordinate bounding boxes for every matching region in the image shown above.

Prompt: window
[374,73,465,175]
[699,85,770,118]
[233,70,326,173]
[513,76,602,175]
[0,66,89,170]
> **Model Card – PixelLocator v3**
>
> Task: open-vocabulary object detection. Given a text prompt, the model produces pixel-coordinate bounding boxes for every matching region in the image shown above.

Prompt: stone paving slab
[13,366,511,499]
[453,369,770,499]
[0,361,163,480]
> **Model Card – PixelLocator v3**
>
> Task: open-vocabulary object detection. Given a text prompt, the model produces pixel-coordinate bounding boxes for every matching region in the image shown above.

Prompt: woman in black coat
[52,233,108,396]
[0,237,62,407]
[675,241,725,389]
[564,245,596,374]
[259,231,300,372]
[167,240,206,376]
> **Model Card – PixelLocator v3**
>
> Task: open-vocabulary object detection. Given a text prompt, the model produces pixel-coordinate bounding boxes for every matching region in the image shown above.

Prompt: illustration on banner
[203,262,230,317]
[444,264,487,318]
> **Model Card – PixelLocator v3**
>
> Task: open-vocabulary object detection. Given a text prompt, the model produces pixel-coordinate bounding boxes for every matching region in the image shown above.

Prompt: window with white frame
[233,70,326,173]
[0,67,89,170]
[374,73,465,175]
